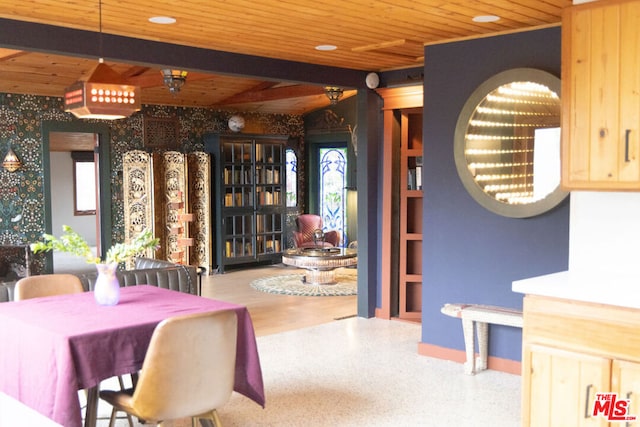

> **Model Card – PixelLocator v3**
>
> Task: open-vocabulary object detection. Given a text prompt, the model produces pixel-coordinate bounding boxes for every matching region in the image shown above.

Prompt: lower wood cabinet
[522,295,640,427]
[524,344,610,427]
[612,360,640,426]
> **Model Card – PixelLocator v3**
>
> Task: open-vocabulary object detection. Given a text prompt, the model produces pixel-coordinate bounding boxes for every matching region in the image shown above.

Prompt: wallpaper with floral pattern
[0,92,304,248]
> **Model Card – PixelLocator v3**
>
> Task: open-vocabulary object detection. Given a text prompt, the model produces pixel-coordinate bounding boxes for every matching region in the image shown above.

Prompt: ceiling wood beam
[352,39,408,52]
[0,48,27,62]
[216,84,325,105]
[0,18,367,89]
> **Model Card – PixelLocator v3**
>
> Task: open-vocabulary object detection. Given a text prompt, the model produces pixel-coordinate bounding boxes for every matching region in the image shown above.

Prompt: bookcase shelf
[399,109,423,321]
[378,85,423,321]
[205,133,287,273]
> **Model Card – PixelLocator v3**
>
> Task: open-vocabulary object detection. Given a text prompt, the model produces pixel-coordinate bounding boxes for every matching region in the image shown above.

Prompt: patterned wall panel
[122,150,155,261]
[0,92,305,253]
[187,152,211,272]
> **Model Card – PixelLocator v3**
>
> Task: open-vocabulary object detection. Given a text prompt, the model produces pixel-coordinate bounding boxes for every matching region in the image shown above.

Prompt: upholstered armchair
[292,214,340,248]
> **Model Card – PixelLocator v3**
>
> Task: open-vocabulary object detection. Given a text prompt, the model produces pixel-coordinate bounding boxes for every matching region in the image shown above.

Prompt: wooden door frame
[376,85,423,319]
[42,121,113,272]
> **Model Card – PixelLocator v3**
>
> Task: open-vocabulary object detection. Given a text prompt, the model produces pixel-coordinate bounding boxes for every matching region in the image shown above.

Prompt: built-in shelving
[399,109,423,321]
[377,85,423,321]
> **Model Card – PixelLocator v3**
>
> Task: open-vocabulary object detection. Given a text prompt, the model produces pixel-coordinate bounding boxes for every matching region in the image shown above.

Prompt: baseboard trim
[418,342,522,376]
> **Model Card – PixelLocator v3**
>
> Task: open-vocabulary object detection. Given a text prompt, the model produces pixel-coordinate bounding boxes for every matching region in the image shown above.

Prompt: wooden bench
[441,303,523,375]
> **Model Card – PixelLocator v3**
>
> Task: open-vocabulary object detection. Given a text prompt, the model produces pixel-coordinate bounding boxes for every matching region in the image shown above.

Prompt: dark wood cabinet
[204,133,287,272]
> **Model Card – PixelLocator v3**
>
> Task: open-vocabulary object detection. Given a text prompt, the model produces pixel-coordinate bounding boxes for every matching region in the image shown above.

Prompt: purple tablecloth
[0,285,265,427]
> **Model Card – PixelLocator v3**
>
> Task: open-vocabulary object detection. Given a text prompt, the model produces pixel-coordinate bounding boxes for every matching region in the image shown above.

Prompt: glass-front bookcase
[205,133,287,272]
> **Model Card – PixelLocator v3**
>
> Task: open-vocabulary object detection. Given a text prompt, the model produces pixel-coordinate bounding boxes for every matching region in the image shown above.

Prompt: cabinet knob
[599,128,608,138]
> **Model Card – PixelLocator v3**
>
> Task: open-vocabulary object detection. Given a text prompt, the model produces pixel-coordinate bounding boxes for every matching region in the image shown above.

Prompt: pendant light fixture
[161,69,188,94]
[2,146,21,172]
[324,86,344,105]
[63,0,141,120]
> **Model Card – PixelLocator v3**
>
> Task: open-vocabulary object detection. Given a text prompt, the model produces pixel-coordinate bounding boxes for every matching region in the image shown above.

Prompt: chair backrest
[130,310,238,422]
[14,273,85,301]
[295,214,323,243]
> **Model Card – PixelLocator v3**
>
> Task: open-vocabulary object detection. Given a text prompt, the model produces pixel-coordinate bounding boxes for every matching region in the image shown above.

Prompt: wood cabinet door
[611,359,640,424]
[523,344,610,427]
[562,0,640,190]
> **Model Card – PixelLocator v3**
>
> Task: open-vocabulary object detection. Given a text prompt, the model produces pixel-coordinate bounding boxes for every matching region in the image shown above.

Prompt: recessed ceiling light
[473,15,500,23]
[315,44,337,51]
[149,16,176,24]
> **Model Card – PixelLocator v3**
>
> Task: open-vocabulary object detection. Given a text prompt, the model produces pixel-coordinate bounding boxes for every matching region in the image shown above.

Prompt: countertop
[512,270,640,309]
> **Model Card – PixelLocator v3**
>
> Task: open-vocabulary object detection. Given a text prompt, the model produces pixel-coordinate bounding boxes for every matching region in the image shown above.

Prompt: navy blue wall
[421,27,570,361]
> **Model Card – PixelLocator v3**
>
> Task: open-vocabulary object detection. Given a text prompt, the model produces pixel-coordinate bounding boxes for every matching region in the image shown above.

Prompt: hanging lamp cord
[98,0,104,63]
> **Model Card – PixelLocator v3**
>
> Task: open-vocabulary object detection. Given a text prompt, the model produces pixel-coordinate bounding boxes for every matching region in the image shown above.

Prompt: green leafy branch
[31,225,159,265]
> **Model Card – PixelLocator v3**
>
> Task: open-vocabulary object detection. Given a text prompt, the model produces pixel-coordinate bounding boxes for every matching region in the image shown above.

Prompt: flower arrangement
[31,225,160,265]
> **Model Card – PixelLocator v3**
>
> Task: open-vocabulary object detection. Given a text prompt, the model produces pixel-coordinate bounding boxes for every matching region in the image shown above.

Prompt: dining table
[0,285,265,427]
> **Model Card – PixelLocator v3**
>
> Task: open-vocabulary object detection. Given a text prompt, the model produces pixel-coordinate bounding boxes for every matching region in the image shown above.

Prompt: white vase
[94,262,120,306]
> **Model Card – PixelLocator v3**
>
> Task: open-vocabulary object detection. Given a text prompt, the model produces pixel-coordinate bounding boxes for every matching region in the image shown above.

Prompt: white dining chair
[99,310,238,427]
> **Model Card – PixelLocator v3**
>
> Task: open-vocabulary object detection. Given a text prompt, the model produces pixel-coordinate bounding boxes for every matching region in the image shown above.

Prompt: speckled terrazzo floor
[101,317,521,427]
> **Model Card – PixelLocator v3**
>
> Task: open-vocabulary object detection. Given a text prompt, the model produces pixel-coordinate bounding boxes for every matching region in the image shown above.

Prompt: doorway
[49,135,98,273]
[42,122,113,273]
[307,139,355,247]
[318,146,348,244]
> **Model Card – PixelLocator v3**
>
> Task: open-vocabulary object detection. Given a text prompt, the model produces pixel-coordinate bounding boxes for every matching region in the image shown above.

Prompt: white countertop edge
[512,270,640,309]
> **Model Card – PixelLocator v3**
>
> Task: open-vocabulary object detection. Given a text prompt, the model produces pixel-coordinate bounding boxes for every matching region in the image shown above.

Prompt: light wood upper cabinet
[562,0,640,190]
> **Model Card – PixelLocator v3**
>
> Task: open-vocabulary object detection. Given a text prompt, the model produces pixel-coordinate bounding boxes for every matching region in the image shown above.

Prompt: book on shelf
[258,191,274,205]
[416,166,422,190]
[262,238,281,254]
[408,169,417,190]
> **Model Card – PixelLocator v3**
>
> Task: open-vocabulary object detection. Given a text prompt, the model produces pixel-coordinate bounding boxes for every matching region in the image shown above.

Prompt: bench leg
[475,321,488,373]
[462,318,476,375]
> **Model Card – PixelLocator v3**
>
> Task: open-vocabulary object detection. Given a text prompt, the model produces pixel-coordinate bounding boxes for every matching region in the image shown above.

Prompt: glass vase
[94,262,120,306]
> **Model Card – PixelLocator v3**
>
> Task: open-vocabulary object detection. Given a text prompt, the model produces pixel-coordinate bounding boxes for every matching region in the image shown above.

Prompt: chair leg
[108,407,117,427]
[211,410,223,427]
[193,409,222,427]
[116,375,135,427]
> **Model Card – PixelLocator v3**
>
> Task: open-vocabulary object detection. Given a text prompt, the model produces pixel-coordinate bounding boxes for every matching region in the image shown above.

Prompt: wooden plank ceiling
[0,0,571,114]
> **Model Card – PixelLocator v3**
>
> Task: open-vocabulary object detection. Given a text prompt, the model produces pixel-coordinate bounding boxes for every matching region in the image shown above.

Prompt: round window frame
[453,68,568,218]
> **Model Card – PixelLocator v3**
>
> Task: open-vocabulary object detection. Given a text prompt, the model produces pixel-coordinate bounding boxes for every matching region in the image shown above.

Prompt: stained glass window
[285,148,297,207]
[319,147,347,243]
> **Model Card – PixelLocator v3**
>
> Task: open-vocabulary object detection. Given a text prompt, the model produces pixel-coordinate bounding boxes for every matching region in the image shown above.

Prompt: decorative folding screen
[123,150,211,269]
[187,152,211,273]
[122,150,155,262]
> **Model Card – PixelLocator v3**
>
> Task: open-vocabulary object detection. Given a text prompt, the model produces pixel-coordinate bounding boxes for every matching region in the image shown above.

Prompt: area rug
[250,269,357,296]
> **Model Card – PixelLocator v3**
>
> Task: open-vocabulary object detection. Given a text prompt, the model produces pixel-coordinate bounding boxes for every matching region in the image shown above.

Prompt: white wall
[50,152,97,245]
[569,191,640,276]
